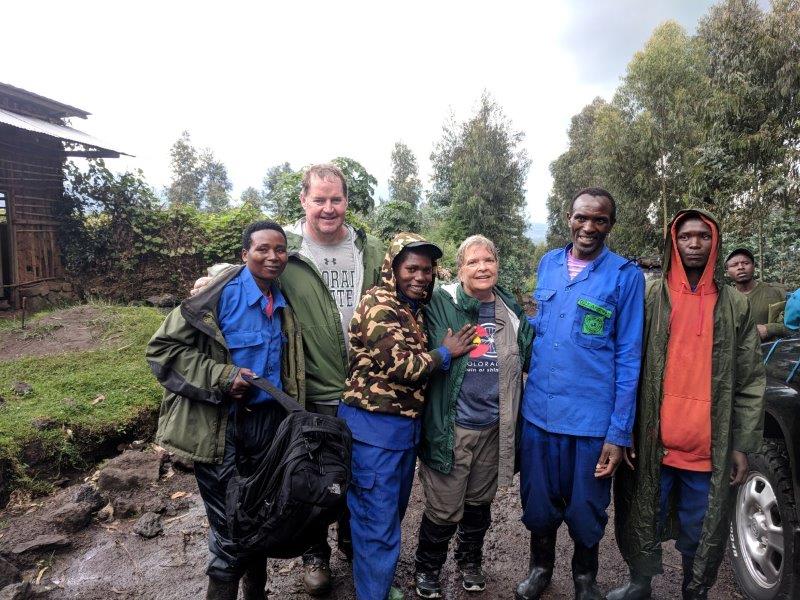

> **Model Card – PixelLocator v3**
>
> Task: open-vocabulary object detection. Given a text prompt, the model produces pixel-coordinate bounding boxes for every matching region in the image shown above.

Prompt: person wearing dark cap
[725,247,789,340]
[339,232,476,600]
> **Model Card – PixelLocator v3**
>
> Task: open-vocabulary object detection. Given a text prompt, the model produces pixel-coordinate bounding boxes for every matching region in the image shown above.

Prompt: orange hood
[666,211,719,335]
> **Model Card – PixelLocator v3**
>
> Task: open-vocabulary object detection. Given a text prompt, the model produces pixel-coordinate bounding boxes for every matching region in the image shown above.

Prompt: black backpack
[225,375,352,558]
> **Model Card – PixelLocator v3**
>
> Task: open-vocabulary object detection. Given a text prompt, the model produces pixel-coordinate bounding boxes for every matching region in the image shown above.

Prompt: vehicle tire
[729,441,797,600]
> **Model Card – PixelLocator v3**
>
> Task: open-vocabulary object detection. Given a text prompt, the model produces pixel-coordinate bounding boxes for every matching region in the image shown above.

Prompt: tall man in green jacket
[285,164,383,593]
[610,209,765,600]
[193,164,384,595]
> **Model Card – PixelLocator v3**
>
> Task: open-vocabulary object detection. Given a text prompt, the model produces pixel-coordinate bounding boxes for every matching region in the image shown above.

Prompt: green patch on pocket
[577,298,612,318]
[582,314,605,335]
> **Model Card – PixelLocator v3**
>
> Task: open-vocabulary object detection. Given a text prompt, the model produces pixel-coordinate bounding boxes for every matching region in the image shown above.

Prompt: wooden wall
[0,124,66,307]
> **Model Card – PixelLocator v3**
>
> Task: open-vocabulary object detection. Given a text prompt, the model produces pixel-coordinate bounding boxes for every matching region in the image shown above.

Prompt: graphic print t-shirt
[455,301,500,430]
[302,230,358,354]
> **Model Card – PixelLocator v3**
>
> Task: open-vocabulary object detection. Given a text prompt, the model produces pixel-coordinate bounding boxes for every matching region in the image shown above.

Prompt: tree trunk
[756,181,764,280]
[661,161,668,240]
[758,210,764,280]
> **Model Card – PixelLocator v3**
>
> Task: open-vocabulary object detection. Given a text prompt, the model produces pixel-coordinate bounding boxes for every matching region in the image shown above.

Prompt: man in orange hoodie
[610,209,765,600]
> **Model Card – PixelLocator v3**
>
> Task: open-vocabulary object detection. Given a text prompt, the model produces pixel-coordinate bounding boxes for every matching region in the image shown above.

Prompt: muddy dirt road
[0,448,745,600]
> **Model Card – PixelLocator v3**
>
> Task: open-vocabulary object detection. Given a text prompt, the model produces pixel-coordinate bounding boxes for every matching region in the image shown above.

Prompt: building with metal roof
[0,82,128,310]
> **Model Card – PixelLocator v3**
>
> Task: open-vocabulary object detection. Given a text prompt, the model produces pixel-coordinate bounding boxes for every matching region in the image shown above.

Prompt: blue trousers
[519,420,611,548]
[347,439,416,600]
[658,465,711,557]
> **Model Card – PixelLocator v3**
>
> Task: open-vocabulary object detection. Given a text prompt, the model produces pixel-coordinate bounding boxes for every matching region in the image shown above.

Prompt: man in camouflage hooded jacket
[338,232,476,600]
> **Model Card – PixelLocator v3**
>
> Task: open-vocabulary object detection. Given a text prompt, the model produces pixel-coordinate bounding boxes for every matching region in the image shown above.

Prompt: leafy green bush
[62,161,278,299]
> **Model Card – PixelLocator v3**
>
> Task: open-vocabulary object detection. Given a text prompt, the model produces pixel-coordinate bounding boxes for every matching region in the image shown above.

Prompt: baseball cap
[725,247,755,264]
[404,240,443,260]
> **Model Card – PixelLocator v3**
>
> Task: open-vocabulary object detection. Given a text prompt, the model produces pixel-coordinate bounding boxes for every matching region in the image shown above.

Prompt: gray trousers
[419,424,499,525]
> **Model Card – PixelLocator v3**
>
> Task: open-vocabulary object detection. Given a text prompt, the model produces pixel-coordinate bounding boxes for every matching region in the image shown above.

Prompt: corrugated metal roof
[0,108,130,157]
[0,81,90,119]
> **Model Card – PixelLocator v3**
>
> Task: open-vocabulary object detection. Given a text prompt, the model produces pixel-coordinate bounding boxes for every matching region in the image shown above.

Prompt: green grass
[0,302,166,499]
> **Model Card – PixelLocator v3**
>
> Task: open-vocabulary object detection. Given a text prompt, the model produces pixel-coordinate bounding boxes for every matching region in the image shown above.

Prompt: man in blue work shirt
[515,188,645,600]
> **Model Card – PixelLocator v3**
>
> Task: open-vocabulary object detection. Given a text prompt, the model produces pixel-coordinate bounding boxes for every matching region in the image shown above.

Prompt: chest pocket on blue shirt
[226,330,264,350]
[532,288,556,336]
[571,295,615,349]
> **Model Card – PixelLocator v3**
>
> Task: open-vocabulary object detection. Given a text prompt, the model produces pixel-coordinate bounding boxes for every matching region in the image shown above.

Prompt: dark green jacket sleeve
[146,307,236,405]
[765,300,791,338]
[764,321,791,338]
[424,289,457,346]
[732,300,766,453]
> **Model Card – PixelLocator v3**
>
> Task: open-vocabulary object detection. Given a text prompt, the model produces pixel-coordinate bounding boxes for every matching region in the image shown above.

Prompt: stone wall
[17,281,78,314]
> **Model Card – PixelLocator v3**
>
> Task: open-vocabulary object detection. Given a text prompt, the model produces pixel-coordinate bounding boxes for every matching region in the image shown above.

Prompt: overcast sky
[4,0,727,223]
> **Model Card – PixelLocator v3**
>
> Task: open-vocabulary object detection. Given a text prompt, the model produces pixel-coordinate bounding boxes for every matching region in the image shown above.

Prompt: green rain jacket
[146,265,305,464]
[739,280,791,340]
[202,224,385,405]
[419,282,534,486]
[277,223,384,404]
[614,209,765,592]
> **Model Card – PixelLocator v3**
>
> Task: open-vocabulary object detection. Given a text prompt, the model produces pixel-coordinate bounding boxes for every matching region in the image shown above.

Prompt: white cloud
[1,0,726,225]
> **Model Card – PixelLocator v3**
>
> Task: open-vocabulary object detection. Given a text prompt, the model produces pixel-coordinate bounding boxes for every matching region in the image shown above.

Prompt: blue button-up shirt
[217,267,287,405]
[522,245,645,446]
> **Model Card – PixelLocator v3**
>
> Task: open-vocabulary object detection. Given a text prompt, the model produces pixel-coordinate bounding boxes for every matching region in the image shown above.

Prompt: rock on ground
[0,457,745,600]
[133,512,163,539]
[0,582,29,600]
[73,484,106,512]
[0,557,20,588]
[11,534,70,555]
[10,382,31,396]
[45,501,94,533]
[112,497,138,518]
[96,450,162,493]
[145,294,178,308]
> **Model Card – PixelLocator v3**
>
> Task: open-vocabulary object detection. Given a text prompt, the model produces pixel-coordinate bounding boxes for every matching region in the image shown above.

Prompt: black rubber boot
[206,576,240,600]
[605,572,652,600]
[414,514,458,599]
[514,532,556,600]
[302,556,331,597]
[337,506,353,561]
[241,557,268,600]
[572,542,603,600]
[681,554,708,600]
[682,553,693,598]
[454,504,491,592]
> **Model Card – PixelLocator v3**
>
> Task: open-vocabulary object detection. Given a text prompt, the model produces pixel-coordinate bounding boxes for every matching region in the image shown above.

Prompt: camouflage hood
[379,232,442,303]
[342,232,445,418]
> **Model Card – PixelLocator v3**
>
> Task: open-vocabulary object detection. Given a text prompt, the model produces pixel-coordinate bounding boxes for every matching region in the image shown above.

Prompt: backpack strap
[244,374,305,414]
